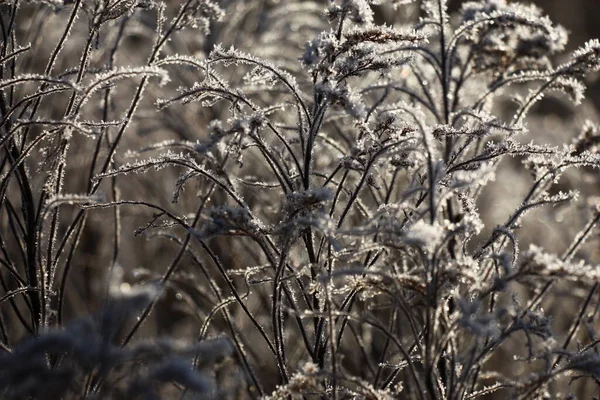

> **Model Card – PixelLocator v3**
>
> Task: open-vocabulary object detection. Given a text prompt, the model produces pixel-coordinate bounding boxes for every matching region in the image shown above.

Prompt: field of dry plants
[2,0,600,398]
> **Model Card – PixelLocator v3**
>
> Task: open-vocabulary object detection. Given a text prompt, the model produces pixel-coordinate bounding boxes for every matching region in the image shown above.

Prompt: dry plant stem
[55,0,197,332]
[43,18,97,330]
[57,14,130,327]
[0,3,39,332]
[25,0,83,329]
[516,211,600,318]
[272,239,292,383]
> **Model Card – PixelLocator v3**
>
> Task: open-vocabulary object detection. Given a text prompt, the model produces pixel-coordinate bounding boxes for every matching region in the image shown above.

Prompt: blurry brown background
[530,0,600,51]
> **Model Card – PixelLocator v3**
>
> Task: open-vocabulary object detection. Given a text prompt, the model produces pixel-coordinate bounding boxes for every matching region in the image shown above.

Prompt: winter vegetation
[1,0,600,398]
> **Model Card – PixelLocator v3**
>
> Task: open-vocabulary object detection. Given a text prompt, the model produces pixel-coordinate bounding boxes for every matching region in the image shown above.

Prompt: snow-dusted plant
[2,0,600,398]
